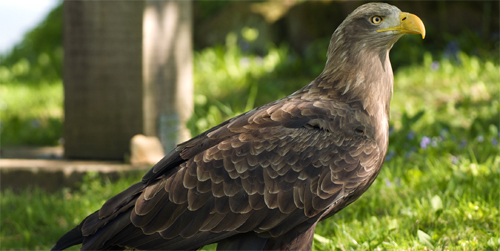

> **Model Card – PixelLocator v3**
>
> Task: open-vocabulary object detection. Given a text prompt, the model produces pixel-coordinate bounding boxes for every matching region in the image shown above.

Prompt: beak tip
[402,13,426,39]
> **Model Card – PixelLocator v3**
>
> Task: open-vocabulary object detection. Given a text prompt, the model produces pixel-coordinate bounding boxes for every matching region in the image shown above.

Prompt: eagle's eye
[370,16,383,24]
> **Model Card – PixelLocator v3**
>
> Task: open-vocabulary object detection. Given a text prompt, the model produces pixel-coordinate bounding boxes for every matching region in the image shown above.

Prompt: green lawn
[1,47,499,250]
[0,80,63,146]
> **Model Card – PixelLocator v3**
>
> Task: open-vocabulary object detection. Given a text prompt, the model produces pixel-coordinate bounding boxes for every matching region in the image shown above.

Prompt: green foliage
[313,148,500,251]
[389,52,500,163]
[193,1,231,26]
[0,4,63,82]
[188,36,312,136]
[0,171,144,250]
[0,81,63,146]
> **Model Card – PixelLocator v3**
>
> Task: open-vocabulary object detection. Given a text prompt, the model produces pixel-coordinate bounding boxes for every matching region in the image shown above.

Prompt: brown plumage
[53,3,425,251]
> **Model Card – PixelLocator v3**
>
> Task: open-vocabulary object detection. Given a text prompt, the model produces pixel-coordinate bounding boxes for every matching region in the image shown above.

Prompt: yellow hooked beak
[377,12,426,39]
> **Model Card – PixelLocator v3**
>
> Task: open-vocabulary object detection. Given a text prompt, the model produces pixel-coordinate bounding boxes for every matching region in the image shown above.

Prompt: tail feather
[81,208,133,250]
[54,181,143,250]
[52,225,84,251]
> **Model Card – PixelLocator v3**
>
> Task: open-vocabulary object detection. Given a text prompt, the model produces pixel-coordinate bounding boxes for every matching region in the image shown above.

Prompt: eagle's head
[318,2,426,116]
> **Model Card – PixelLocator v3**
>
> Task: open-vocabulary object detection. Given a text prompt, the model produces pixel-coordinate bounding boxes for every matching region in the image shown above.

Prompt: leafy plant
[0,81,63,146]
[0,4,63,82]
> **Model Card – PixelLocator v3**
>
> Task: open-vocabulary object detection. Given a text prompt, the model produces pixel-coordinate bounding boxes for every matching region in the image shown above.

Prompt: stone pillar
[64,1,193,160]
[143,0,193,153]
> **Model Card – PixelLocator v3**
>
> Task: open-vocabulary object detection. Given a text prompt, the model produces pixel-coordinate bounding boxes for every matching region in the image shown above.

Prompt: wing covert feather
[129,105,380,240]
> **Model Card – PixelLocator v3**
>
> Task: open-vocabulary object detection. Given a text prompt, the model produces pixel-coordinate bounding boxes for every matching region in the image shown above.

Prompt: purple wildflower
[420,136,431,149]
[31,119,40,128]
[444,41,460,64]
[460,139,467,149]
[385,178,392,187]
[240,41,250,51]
[492,137,498,146]
[407,131,415,140]
[431,61,440,71]
[385,149,395,161]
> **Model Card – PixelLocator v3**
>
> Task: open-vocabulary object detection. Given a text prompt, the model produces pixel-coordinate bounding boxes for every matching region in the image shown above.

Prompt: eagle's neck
[298,42,394,118]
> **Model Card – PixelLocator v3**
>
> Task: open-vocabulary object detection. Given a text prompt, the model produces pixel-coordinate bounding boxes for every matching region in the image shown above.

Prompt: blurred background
[0,1,499,250]
[0,0,498,149]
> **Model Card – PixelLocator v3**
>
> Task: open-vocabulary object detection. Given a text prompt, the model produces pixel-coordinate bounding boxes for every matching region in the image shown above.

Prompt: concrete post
[143,0,193,153]
[64,1,193,160]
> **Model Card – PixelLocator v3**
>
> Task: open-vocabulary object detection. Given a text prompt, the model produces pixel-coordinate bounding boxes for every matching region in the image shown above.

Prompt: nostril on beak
[402,17,407,21]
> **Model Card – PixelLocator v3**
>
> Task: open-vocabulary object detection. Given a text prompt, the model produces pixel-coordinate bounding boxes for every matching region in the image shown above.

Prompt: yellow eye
[371,16,383,24]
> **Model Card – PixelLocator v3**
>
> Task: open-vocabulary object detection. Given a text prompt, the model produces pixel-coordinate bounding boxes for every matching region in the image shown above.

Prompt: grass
[1,44,499,250]
[313,149,500,250]
[0,80,63,146]
[0,172,143,250]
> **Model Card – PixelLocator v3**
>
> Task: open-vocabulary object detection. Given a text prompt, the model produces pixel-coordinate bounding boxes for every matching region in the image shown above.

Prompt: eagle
[53,3,425,250]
